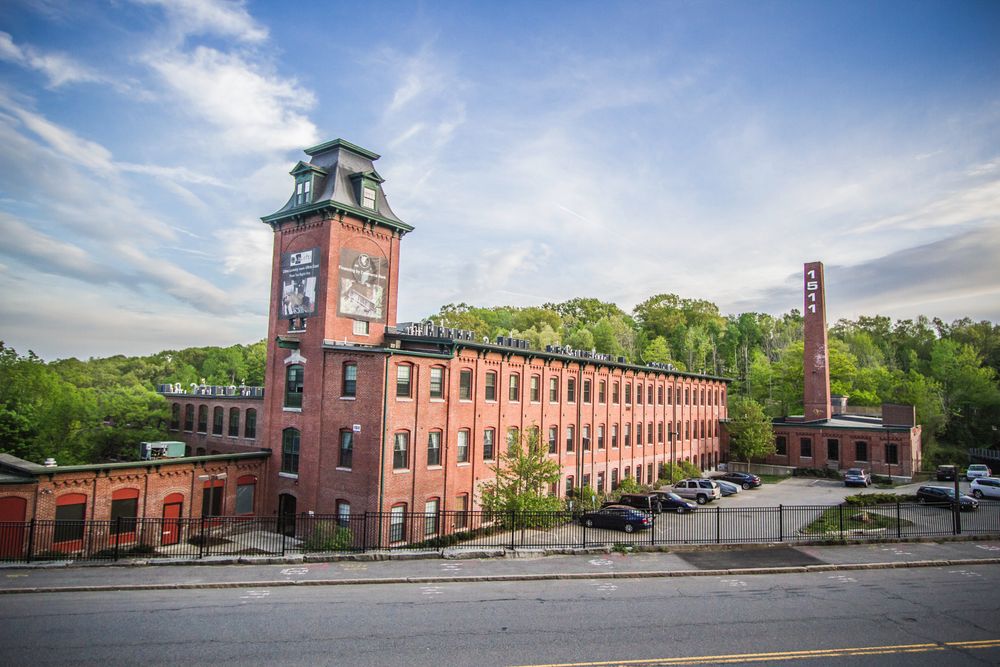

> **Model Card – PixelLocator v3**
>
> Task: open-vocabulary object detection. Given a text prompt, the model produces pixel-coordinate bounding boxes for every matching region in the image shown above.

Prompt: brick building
[249,138,730,527]
[759,262,922,478]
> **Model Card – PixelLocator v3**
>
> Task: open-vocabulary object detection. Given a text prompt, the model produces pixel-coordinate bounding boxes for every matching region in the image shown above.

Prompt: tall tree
[726,398,775,464]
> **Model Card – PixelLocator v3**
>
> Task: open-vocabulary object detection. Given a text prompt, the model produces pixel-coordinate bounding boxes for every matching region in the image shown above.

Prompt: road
[2,564,998,665]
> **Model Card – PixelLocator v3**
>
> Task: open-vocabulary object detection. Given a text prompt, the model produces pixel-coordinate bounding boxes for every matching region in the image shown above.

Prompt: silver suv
[970,477,1000,500]
[672,478,722,504]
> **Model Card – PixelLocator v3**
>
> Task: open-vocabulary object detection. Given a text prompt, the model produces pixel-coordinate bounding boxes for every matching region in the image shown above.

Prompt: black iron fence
[1,500,998,563]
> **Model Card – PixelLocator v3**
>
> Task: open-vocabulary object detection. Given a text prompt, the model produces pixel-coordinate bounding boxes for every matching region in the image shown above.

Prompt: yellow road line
[513,639,1000,667]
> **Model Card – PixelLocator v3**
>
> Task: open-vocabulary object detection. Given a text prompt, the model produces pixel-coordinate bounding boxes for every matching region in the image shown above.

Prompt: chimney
[802,261,832,421]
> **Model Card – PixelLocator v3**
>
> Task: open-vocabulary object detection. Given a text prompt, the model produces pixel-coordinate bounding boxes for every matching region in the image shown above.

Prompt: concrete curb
[2,557,998,595]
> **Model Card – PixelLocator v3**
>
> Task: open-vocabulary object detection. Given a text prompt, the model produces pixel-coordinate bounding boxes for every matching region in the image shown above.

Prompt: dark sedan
[717,471,762,489]
[653,491,698,513]
[916,485,979,511]
[579,505,652,532]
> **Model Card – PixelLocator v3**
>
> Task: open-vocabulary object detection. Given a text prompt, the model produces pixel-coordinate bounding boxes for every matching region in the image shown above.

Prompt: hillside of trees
[2,294,997,468]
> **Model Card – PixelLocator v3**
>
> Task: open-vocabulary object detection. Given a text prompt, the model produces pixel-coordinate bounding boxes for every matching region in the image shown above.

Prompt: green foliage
[844,492,918,505]
[658,460,702,484]
[480,428,563,514]
[301,521,353,551]
[726,398,775,463]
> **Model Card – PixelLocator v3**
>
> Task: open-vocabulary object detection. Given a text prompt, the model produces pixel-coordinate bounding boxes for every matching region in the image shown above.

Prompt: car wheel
[676,507,684,514]
[696,495,707,505]
[918,497,925,503]
[973,490,983,499]
[865,481,871,487]
[585,519,594,527]
[742,482,751,490]
[624,523,635,533]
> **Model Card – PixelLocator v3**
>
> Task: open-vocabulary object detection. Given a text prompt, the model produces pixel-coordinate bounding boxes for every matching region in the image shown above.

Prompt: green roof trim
[349,169,385,184]
[304,138,380,160]
[290,161,328,176]
[261,198,415,234]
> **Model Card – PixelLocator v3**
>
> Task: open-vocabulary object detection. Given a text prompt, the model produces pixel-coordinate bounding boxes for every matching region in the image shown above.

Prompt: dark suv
[605,493,661,514]
[935,465,957,482]
[916,485,978,511]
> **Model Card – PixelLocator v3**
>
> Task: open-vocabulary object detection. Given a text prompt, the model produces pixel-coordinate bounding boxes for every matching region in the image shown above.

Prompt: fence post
[896,501,901,539]
[114,516,121,562]
[199,514,206,558]
[838,503,844,542]
[582,513,587,548]
[650,511,656,546]
[778,505,783,542]
[510,511,516,551]
[362,512,368,553]
[26,519,35,563]
[716,506,721,544]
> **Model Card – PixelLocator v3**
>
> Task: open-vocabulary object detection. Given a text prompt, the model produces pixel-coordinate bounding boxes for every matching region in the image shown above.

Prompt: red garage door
[0,497,27,558]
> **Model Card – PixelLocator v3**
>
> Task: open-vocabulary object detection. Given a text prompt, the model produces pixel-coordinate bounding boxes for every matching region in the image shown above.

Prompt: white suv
[966,464,992,481]
[671,478,722,504]
[970,477,1000,500]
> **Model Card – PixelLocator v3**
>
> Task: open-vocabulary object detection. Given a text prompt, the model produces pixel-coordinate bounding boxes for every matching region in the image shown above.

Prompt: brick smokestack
[803,261,831,421]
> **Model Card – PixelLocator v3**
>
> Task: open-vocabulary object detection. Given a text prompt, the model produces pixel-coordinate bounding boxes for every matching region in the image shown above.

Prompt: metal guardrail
[1,501,998,563]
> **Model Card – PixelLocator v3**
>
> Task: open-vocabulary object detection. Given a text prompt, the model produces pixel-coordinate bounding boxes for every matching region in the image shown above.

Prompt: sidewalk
[3,538,999,594]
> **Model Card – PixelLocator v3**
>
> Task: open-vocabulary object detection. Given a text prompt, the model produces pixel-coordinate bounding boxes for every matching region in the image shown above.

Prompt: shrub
[792,467,841,479]
[844,492,917,505]
[301,521,353,552]
[659,461,702,484]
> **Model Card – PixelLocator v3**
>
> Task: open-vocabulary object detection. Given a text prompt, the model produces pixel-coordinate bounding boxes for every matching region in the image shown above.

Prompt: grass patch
[759,474,788,484]
[802,506,913,535]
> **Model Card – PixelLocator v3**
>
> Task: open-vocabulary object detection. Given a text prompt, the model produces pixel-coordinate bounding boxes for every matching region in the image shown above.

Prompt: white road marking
[588,558,614,568]
[975,544,1000,552]
[280,567,309,576]
[948,569,983,578]
[441,563,462,572]
[828,575,858,584]
[239,590,270,604]
[421,586,443,596]
[720,578,747,587]
[590,581,618,592]
[879,547,913,556]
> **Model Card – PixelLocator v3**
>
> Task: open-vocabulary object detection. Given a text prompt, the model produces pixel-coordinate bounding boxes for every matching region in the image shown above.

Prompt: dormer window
[362,186,376,210]
[294,178,311,206]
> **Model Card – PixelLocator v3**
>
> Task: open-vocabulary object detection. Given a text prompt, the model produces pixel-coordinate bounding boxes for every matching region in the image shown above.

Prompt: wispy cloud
[130,0,268,44]
[0,31,110,88]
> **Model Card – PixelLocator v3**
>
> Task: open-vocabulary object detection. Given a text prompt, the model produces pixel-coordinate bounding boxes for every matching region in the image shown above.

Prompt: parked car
[714,479,741,496]
[609,492,663,514]
[652,491,698,513]
[970,477,1000,500]
[580,505,652,532]
[916,485,979,511]
[966,464,992,481]
[843,468,871,488]
[672,478,722,504]
[935,465,957,481]
[716,471,762,489]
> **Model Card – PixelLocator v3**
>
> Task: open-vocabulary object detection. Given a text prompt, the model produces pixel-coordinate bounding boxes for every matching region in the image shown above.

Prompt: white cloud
[0,31,108,88]
[131,0,268,43]
[149,46,317,155]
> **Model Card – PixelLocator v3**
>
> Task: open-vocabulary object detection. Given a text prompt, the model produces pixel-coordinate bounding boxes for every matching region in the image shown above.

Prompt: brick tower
[802,261,831,421]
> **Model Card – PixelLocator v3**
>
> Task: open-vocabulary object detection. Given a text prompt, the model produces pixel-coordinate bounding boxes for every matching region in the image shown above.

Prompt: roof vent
[43,458,57,467]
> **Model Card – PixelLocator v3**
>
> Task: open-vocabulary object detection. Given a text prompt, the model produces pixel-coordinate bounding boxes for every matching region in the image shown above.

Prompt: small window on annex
[339,430,354,469]
[827,438,839,461]
[886,442,899,465]
[285,364,304,408]
[800,437,813,459]
[775,435,787,456]
[429,366,445,399]
[396,364,412,398]
[110,488,139,535]
[54,493,87,543]
[855,441,868,462]
[236,475,257,515]
[342,363,358,397]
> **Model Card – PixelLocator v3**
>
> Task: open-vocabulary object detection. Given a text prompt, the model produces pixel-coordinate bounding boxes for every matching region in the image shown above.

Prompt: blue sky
[1,0,998,360]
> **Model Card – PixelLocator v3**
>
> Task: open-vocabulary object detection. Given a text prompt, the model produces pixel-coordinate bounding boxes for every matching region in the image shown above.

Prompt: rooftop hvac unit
[617,356,626,363]
[140,441,187,460]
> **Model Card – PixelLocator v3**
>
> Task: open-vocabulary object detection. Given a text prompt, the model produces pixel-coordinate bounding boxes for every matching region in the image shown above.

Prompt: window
[657,386,664,405]
[657,422,663,443]
[647,422,654,445]
[390,505,406,542]
[624,423,631,447]
[343,363,357,397]
[424,499,439,536]
[667,387,673,404]
[855,441,868,462]
[336,500,350,527]
[648,463,653,483]
[582,474,590,489]
[285,364,304,408]
[775,435,787,456]
[625,383,632,404]
[613,381,620,404]
[236,476,257,515]
[244,409,257,439]
[597,471,605,494]
[611,424,619,449]
[648,385,654,404]
[294,178,311,206]
[429,367,445,399]
[170,403,180,430]
[611,468,619,490]
[530,375,540,402]
[597,425,605,450]
[549,377,559,402]
[635,466,642,485]
[197,405,208,433]
[827,438,839,461]
[393,432,410,469]
[485,371,497,401]
[637,422,643,446]
[624,466,631,479]
[566,475,575,496]
[565,425,575,453]
[637,384,643,404]
[457,430,470,463]
[459,369,473,400]
[583,379,591,403]
[396,364,412,398]
[886,442,898,465]
[567,377,576,403]
[353,319,369,335]
[582,426,591,451]
[509,374,520,401]
[362,186,376,210]
[201,478,224,517]
[506,427,519,452]
[483,429,495,460]
[213,407,224,435]
[228,408,240,437]
[184,404,194,431]
[54,493,86,543]
[110,488,139,535]
[282,429,300,474]
[599,380,606,404]
[455,494,469,529]
[548,426,558,454]
[339,430,353,469]
[685,388,690,404]
[800,437,813,459]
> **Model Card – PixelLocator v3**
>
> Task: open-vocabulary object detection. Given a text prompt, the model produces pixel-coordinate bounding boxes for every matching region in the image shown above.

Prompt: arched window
[427,431,442,466]
[110,488,140,536]
[244,409,257,439]
[393,431,410,469]
[170,403,180,430]
[197,405,208,433]
[508,373,520,401]
[281,428,300,474]
[342,362,357,397]
[184,404,194,431]
[389,504,407,543]
[484,371,497,401]
[336,500,351,527]
[339,430,354,469]
[54,493,87,544]
[285,364,304,408]
[429,366,445,399]
[396,363,413,398]
[236,475,257,515]
[212,406,224,435]
[228,407,240,437]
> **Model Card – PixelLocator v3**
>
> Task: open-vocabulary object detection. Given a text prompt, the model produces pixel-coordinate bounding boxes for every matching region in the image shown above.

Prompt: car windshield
[663,492,683,501]
[847,469,862,475]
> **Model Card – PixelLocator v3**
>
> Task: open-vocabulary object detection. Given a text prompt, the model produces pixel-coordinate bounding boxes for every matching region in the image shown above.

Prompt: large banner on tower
[280,248,320,319]
[337,248,388,321]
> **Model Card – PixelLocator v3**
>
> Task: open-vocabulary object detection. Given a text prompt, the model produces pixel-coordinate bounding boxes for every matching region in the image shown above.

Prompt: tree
[479,428,562,517]
[726,398,775,464]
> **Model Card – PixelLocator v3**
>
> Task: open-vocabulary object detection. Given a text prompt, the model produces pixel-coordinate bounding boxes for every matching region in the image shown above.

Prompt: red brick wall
[764,424,920,477]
